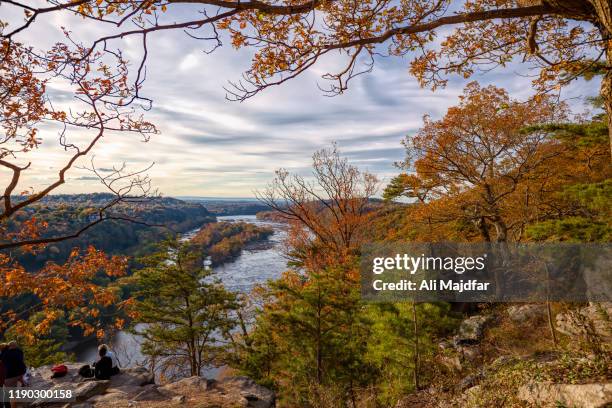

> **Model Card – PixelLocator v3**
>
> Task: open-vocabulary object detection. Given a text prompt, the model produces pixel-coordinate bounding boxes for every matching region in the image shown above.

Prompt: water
[213,215,288,292]
[75,215,287,369]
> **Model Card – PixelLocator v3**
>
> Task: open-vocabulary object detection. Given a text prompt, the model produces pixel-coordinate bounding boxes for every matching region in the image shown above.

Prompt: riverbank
[73,215,287,367]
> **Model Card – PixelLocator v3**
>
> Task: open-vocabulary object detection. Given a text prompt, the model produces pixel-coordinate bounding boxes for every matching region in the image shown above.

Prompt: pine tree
[239,264,375,406]
[130,239,238,378]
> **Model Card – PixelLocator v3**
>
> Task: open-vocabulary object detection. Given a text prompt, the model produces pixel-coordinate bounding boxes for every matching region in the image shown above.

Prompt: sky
[4,3,601,198]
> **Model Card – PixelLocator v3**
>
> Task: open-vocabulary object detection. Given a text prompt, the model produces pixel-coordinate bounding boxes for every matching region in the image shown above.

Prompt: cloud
[73,176,101,181]
[9,5,601,197]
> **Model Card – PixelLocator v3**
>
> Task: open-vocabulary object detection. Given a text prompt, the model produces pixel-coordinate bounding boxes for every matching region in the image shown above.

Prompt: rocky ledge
[28,363,275,408]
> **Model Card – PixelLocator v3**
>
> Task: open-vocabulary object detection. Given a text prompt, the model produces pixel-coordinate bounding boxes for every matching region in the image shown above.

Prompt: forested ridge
[4,194,216,270]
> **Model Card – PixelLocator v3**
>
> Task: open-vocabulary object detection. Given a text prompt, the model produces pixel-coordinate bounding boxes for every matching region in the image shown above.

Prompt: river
[74,215,287,370]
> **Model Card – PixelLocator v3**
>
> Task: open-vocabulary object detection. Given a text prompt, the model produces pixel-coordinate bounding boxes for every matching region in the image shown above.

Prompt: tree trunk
[547,301,558,347]
[589,0,612,158]
[603,46,612,159]
[412,302,420,391]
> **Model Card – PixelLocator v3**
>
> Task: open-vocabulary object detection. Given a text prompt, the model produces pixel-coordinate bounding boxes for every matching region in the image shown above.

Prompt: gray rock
[106,385,145,397]
[160,375,209,393]
[507,304,546,323]
[31,383,77,407]
[132,385,168,401]
[61,403,92,408]
[218,376,275,408]
[109,366,155,387]
[556,303,611,344]
[518,382,612,408]
[457,372,484,391]
[29,363,85,388]
[88,391,130,406]
[74,380,110,401]
[456,315,493,343]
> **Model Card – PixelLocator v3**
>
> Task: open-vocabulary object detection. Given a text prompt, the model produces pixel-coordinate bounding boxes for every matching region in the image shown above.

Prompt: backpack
[78,364,94,378]
[51,364,68,378]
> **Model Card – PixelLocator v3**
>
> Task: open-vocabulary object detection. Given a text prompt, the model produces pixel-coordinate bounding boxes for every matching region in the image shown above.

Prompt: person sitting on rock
[93,347,113,380]
[98,344,120,375]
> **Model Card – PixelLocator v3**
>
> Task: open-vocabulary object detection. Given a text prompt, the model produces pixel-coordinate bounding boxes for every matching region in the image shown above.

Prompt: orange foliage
[1,245,128,338]
[395,82,609,242]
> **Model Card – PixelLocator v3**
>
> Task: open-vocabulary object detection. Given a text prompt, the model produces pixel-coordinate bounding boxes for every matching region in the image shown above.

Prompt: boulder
[26,362,274,408]
[132,385,168,401]
[518,382,612,408]
[88,391,129,404]
[217,376,275,408]
[74,380,110,401]
[507,304,546,323]
[160,375,210,393]
[556,303,611,344]
[31,383,78,407]
[30,362,86,388]
[61,403,93,408]
[109,366,155,387]
[106,384,146,397]
[456,315,493,344]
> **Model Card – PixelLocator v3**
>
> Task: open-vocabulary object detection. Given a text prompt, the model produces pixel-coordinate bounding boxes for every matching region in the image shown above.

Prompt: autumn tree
[257,144,378,266]
[385,82,574,243]
[1,1,156,339]
[237,147,461,405]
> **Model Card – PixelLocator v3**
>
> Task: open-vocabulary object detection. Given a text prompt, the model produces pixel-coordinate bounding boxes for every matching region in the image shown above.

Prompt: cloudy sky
[6,4,600,198]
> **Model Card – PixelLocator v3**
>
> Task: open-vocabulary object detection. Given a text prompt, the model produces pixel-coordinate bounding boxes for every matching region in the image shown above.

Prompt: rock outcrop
[518,382,612,408]
[556,303,611,345]
[27,363,275,408]
[438,314,493,372]
[455,314,493,344]
[506,304,546,323]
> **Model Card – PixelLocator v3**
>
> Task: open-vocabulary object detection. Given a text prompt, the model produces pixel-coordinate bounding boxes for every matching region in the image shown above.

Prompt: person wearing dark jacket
[0,343,6,386]
[2,342,26,386]
[0,343,8,408]
[2,341,26,408]
[93,348,113,380]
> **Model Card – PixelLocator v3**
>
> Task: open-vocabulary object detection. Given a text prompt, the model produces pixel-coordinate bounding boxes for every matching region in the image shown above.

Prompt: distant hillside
[6,193,215,270]
[183,198,271,216]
